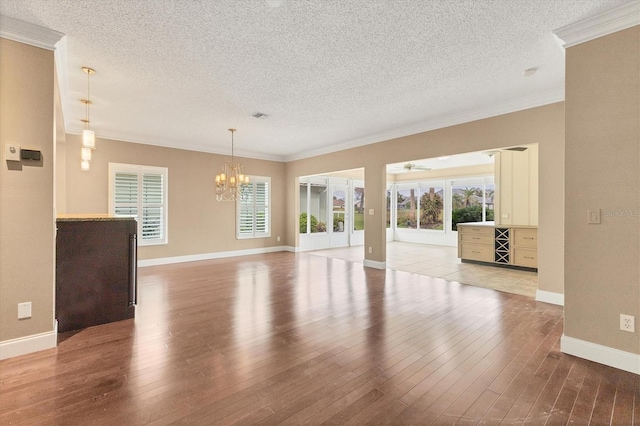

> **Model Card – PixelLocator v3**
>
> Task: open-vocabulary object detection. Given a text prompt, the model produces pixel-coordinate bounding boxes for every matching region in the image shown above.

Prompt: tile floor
[308,241,538,298]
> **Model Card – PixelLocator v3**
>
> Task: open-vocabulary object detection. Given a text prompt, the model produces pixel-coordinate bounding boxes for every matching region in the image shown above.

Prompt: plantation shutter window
[142,173,164,241]
[237,177,271,239]
[109,163,168,246]
[113,172,138,217]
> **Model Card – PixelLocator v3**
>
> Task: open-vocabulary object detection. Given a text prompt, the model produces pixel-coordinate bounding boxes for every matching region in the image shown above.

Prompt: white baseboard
[561,335,640,375]
[363,259,386,270]
[139,245,292,267]
[0,321,57,360]
[535,289,564,306]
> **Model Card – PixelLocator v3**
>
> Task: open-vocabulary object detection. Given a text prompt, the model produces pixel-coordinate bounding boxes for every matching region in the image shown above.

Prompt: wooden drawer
[460,243,494,263]
[458,225,493,235]
[513,228,537,248]
[460,233,493,244]
[513,247,537,268]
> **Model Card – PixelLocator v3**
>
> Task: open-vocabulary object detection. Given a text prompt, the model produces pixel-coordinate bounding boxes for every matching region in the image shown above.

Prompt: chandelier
[215,128,250,201]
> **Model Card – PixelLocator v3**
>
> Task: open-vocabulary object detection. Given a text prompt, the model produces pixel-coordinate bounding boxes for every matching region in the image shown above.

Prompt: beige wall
[564,27,640,353]
[0,39,55,341]
[285,103,565,295]
[315,168,364,180]
[61,134,286,260]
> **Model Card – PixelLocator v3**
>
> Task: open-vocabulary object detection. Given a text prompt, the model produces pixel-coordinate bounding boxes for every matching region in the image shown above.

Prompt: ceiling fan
[403,162,431,172]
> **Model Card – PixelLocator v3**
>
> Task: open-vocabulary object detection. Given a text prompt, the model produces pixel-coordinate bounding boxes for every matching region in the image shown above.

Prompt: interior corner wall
[62,134,287,261]
[564,26,640,354]
[54,66,67,215]
[0,38,56,343]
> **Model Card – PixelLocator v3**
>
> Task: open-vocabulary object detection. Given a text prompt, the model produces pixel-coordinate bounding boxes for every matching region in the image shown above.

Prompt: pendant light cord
[86,70,90,126]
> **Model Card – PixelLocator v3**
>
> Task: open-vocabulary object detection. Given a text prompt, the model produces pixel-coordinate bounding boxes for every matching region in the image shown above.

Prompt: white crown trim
[284,87,564,162]
[0,15,64,51]
[553,1,640,48]
[65,128,286,163]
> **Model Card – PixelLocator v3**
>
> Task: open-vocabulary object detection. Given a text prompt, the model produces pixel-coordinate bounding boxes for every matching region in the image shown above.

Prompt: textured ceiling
[0,0,632,161]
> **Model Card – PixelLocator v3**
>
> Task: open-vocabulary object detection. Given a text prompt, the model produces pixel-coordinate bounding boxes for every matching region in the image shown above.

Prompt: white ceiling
[0,0,632,161]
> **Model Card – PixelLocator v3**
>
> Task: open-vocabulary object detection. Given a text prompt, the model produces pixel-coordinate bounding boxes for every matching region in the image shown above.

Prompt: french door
[330,184,349,247]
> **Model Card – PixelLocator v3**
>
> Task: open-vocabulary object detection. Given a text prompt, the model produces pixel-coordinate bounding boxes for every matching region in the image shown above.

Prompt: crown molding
[553,1,640,48]
[65,129,286,163]
[0,15,64,51]
[284,87,564,162]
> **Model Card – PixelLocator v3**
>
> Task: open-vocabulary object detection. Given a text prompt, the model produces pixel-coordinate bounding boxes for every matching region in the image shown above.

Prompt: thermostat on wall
[20,149,41,161]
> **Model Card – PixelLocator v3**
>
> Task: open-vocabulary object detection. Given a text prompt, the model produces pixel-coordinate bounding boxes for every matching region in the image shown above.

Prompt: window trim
[108,163,169,246]
[237,175,271,239]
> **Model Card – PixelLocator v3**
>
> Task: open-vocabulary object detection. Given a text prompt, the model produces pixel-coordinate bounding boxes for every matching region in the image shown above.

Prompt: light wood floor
[0,252,637,425]
[310,242,538,298]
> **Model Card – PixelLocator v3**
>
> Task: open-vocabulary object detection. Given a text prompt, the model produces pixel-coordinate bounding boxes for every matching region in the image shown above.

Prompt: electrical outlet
[620,314,634,332]
[277,236,280,242]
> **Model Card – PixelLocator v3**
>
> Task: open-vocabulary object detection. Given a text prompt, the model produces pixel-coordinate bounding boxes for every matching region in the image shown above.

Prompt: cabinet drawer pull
[524,256,534,259]
[524,237,535,240]
[472,237,480,240]
[472,251,480,254]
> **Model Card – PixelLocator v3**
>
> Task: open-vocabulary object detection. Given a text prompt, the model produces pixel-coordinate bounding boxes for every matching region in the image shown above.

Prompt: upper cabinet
[494,144,538,227]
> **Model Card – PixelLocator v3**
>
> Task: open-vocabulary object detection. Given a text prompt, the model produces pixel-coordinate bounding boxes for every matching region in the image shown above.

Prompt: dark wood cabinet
[56,218,137,333]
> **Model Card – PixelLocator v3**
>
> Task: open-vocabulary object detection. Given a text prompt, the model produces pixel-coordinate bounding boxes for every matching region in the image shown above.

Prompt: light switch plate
[5,144,20,161]
[18,302,31,319]
[368,209,374,215]
[587,209,601,224]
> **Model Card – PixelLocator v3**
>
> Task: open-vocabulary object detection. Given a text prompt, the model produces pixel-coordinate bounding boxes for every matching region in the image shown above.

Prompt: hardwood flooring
[0,252,637,425]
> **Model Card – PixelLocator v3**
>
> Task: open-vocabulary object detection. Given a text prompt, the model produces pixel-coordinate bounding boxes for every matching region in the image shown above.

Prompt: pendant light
[215,129,250,201]
[80,66,95,171]
[81,66,96,150]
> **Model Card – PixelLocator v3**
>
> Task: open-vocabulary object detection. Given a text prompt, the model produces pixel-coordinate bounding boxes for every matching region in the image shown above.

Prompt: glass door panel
[330,185,349,247]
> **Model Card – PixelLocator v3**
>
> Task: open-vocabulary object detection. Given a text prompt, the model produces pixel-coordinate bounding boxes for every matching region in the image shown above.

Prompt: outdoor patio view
[299,179,365,236]
[450,183,494,230]
[390,177,494,232]
[299,182,328,233]
[299,176,493,237]
[396,185,444,230]
[353,186,364,231]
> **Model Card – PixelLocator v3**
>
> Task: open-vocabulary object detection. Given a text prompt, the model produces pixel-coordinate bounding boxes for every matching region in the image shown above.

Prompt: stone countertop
[56,214,136,222]
[457,221,537,229]
[456,221,496,227]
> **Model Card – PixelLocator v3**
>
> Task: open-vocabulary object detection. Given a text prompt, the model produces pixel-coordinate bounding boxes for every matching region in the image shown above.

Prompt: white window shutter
[142,173,164,241]
[237,177,270,239]
[110,164,168,246]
